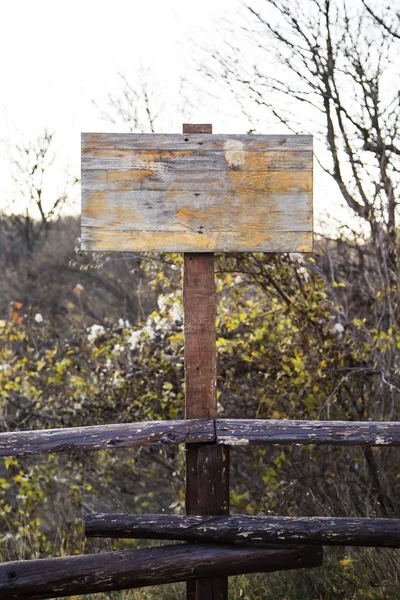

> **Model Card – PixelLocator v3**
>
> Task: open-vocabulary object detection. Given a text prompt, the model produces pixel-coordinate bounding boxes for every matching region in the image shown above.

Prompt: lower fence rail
[0,543,322,600]
[86,514,400,548]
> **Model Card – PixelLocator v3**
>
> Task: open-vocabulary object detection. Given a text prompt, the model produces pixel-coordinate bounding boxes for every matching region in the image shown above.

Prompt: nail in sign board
[81,133,313,253]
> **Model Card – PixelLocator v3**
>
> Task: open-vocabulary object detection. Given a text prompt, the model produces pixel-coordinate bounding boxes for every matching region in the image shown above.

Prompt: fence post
[183,123,230,600]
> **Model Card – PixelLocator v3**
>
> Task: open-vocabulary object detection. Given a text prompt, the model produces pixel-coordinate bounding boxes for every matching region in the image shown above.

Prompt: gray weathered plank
[81,133,313,253]
[216,419,400,446]
[82,170,311,193]
[82,133,312,151]
[85,513,400,548]
[82,191,312,232]
[81,149,313,171]
[0,419,214,457]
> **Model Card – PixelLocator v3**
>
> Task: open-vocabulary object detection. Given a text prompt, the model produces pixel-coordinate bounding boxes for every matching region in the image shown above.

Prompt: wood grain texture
[216,419,400,446]
[82,133,312,151]
[186,444,230,600]
[185,444,230,515]
[82,149,313,172]
[86,513,400,548]
[81,132,313,253]
[184,254,217,420]
[0,543,322,600]
[82,230,312,253]
[0,419,215,456]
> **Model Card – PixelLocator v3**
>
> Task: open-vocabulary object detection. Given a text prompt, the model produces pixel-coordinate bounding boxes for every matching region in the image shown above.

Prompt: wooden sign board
[81,133,313,253]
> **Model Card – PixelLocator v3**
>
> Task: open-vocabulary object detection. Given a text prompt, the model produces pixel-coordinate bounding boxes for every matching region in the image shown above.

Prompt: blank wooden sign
[81,133,313,253]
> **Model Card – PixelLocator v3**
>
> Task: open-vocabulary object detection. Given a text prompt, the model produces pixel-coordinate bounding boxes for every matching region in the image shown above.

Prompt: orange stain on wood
[243,150,310,172]
[104,169,156,183]
[83,191,139,228]
[227,171,312,195]
[83,191,108,220]
[175,204,306,232]
[83,230,313,253]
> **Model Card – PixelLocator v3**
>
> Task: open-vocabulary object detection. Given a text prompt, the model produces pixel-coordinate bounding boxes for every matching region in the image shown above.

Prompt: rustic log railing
[1,418,399,456]
[0,419,214,456]
[0,542,322,600]
[216,419,400,446]
[85,513,400,548]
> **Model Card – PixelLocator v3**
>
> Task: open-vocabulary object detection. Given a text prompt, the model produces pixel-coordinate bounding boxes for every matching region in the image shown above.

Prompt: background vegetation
[1,1,400,598]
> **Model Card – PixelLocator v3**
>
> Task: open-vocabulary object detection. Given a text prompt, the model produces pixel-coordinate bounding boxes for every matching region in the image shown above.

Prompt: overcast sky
[1,0,349,230]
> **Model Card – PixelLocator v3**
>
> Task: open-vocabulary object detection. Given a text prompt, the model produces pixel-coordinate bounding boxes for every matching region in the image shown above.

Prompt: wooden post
[183,123,230,600]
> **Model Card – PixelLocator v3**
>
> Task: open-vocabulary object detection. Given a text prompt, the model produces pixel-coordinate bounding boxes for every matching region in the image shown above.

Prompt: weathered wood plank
[216,419,400,446]
[82,230,313,253]
[81,133,313,254]
[85,514,400,548]
[0,543,322,600]
[82,133,313,151]
[82,169,311,193]
[0,419,215,457]
[82,191,312,232]
[81,149,313,171]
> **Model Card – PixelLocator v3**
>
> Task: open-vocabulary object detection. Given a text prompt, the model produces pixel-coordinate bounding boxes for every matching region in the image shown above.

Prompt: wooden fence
[0,417,399,598]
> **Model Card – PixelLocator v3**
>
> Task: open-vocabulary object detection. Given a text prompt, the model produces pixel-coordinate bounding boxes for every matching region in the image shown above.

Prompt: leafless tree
[8,129,78,253]
[362,1,400,40]
[93,69,161,133]
[202,0,399,268]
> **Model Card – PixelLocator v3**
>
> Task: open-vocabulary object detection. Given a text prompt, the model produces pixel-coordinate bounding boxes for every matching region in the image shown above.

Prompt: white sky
[0,0,349,230]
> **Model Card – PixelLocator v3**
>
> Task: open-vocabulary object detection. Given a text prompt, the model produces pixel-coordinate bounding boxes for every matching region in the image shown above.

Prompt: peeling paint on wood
[0,542,322,600]
[0,419,215,456]
[2,418,399,457]
[85,514,400,548]
[81,133,313,253]
[220,436,250,446]
[2,419,399,457]
[216,419,400,446]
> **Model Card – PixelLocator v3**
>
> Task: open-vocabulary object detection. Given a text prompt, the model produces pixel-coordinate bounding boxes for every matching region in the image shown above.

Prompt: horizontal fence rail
[216,419,400,446]
[86,514,400,548]
[1,419,400,457]
[0,543,322,600]
[0,420,214,457]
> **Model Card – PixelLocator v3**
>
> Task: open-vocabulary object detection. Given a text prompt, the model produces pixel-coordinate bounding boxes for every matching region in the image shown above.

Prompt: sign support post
[183,124,230,600]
